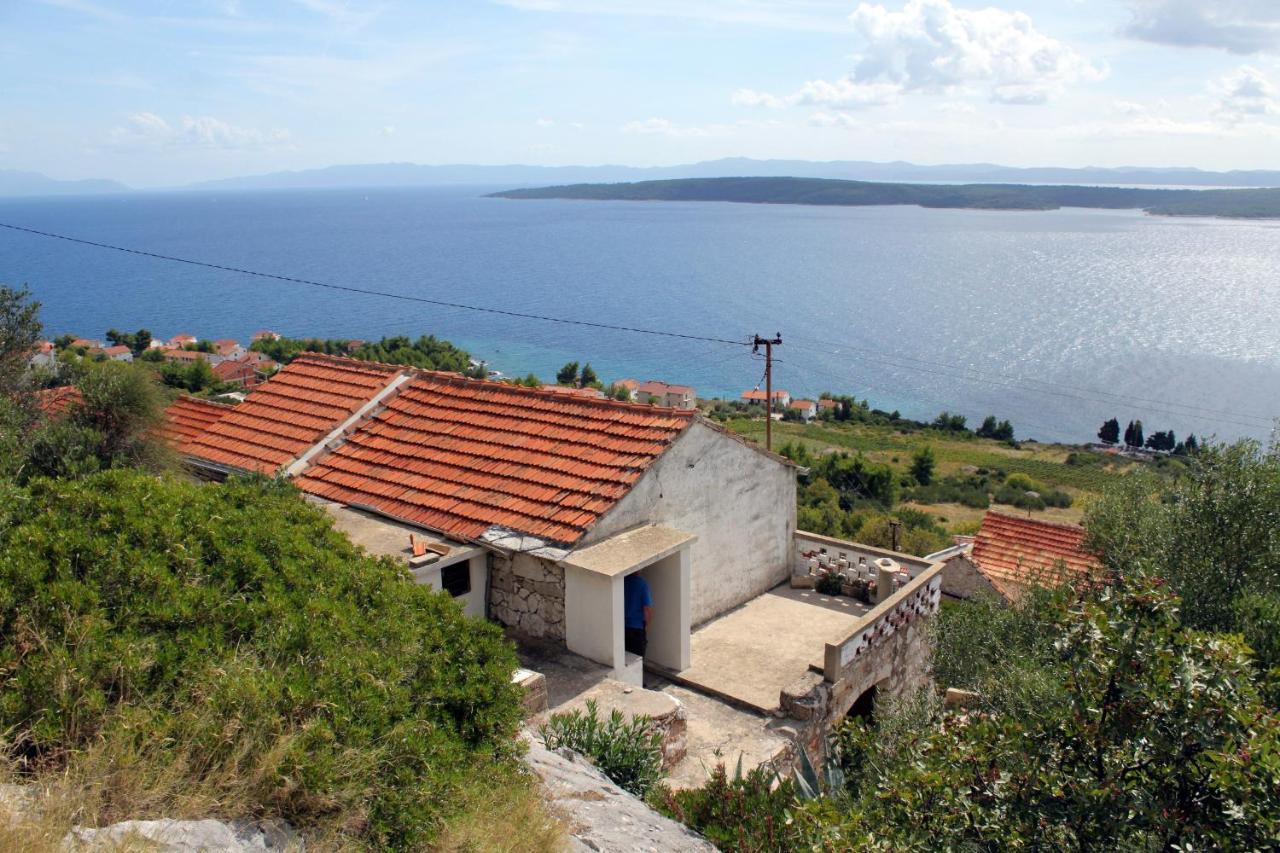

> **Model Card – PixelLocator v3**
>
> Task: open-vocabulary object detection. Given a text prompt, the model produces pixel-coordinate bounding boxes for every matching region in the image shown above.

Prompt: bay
[0,185,1276,444]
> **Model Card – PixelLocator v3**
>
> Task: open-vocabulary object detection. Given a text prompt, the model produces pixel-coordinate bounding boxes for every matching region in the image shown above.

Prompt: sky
[4,0,1280,186]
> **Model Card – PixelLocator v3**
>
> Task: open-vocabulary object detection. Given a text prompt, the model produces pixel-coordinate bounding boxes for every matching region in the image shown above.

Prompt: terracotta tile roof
[182,353,405,474]
[297,372,697,546]
[158,395,233,448]
[101,345,131,357]
[818,399,838,409]
[34,385,83,416]
[213,358,256,381]
[742,389,789,402]
[790,399,815,409]
[540,384,606,399]
[637,380,692,396]
[970,512,1103,600]
[162,348,207,363]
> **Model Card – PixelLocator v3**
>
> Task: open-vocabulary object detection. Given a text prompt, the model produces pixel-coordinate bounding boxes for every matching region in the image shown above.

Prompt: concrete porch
[653,583,873,713]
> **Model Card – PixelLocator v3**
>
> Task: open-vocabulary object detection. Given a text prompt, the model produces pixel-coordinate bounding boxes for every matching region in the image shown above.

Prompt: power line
[0,222,753,348]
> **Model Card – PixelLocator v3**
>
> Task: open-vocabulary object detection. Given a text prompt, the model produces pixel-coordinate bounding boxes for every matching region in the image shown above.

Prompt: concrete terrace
[658,584,873,713]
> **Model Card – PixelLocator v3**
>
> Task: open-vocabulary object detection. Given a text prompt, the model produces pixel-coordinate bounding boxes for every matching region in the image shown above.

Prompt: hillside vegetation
[0,471,535,849]
[493,176,1280,218]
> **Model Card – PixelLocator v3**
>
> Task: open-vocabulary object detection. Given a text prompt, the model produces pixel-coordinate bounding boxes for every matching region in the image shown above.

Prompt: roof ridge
[289,351,411,375]
[982,510,1086,534]
[412,369,700,418]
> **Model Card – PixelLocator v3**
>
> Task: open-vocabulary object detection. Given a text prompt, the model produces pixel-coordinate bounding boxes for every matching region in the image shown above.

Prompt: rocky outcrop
[521,733,715,853]
[63,818,299,851]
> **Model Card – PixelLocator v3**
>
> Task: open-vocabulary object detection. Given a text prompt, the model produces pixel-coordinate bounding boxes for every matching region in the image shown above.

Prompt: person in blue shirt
[623,573,653,657]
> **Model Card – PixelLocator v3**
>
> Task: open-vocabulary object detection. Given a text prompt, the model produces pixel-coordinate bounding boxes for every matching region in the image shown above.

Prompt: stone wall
[489,552,566,641]
[779,566,942,765]
[938,553,1001,600]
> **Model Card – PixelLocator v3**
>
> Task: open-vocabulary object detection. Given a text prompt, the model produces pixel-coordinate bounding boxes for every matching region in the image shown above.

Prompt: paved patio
[661,583,872,713]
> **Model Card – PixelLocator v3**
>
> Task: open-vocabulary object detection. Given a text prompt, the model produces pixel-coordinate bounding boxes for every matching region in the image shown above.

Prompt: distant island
[490,176,1280,219]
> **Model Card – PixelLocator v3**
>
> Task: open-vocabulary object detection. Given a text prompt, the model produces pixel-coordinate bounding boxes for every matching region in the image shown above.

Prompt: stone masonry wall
[488,552,566,641]
[780,569,940,766]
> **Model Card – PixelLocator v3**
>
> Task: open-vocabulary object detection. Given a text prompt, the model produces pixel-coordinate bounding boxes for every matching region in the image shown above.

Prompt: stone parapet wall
[776,563,942,767]
[489,552,566,641]
[793,530,935,579]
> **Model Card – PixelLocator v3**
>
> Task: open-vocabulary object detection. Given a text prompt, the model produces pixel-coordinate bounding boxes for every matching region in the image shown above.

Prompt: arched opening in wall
[848,684,877,722]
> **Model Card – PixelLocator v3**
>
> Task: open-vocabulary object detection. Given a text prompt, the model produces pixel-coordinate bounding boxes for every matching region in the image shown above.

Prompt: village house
[212,357,259,388]
[818,398,839,414]
[933,511,1103,601]
[69,337,102,351]
[93,344,134,363]
[742,388,791,408]
[27,341,57,371]
[161,348,212,366]
[634,380,696,410]
[168,334,198,348]
[251,330,281,342]
[167,353,945,775]
[213,339,247,360]
[614,378,639,400]
[789,399,817,422]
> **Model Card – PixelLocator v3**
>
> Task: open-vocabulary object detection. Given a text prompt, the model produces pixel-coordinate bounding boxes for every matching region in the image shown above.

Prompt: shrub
[0,470,524,849]
[814,570,844,596]
[654,763,803,852]
[539,699,664,797]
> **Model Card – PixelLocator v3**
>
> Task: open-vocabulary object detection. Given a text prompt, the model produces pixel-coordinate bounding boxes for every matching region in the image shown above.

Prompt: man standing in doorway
[624,572,652,657]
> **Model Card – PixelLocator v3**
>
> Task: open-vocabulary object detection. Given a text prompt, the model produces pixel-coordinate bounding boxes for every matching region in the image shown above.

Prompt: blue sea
[1,186,1277,444]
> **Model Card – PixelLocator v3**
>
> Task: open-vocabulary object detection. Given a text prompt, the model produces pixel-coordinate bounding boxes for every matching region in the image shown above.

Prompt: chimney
[875,558,899,604]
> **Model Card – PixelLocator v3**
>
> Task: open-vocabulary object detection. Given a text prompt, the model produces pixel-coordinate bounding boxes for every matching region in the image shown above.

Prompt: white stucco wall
[579,420,796,626]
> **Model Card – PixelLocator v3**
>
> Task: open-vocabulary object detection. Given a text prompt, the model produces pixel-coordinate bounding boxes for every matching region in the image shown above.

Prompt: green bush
[814,571,844,596]
[539,699,664,797]
[0,470,523,849]
[654,764,804,852]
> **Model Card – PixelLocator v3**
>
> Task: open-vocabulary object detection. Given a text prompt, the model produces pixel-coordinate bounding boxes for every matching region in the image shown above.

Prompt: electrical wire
[0,222,753,348]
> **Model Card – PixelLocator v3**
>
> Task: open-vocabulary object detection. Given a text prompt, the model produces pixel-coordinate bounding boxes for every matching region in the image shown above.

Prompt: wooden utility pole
[753,333,782,451]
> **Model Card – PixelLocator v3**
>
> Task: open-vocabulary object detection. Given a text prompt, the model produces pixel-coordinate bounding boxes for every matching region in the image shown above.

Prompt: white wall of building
[580,419,796,626]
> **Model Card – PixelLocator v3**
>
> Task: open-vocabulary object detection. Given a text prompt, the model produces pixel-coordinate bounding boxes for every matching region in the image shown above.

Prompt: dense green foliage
[655,765,802,852]
[0,471,524,848]
[539,699,664,797]
[105,327,153,355]
[493,176,1280,218]
[1085,439,1280,655]
[251,333,483,376]
[6,360,172,483]
[1,285,42,400]
[668,440,1280,851]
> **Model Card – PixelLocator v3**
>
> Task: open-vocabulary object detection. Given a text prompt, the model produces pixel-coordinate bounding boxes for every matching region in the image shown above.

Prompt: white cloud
[731,88,787,109]
[536,117,556,127]
[107,113,291,150]
[733,0,1103,112]
[380,125,396,136]
[1123,1,1280,55]
[620,117,711,137]
[846,0,1105,101]
[1212,66,1280,122]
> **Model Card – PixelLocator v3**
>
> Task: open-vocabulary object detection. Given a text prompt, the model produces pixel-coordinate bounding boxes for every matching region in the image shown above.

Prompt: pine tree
[1098,418,1120,445]
[555,361,579,386]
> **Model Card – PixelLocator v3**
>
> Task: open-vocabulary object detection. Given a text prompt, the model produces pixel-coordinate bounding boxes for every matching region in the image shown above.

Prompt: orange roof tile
[182,353,404,474]
[970,512,1103,600]
[158,395,233,448]
[297,372,696,546]
[34,385,83,416]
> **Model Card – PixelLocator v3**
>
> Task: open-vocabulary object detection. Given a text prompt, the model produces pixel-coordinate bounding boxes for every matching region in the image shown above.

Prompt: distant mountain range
[0,169,129,197]
[493,177,1280,219]
[183,158,1280,191]
[4,159,1280,198]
